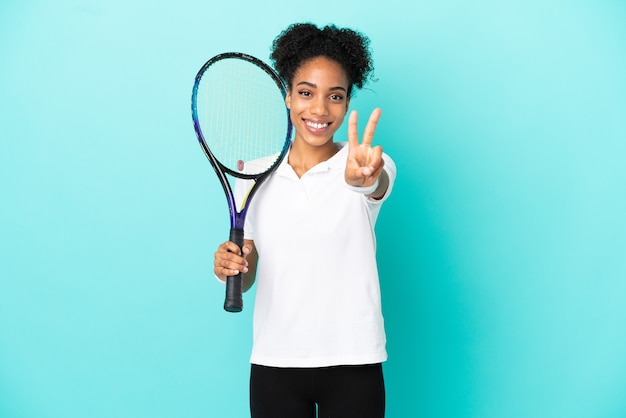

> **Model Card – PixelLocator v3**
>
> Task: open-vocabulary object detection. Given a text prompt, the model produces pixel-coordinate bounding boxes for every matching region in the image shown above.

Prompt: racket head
[192,52,292,181]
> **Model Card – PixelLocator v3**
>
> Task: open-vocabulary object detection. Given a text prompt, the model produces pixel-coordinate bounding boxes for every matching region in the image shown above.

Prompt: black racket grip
[224,228,244,312]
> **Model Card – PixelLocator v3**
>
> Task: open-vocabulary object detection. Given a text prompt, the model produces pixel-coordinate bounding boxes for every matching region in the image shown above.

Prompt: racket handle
[224,228,244,313]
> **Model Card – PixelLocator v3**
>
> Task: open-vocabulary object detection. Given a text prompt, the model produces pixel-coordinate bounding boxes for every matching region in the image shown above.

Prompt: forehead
[292,56,349,88]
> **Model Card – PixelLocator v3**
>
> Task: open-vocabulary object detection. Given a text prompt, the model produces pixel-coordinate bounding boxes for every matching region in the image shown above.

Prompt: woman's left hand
[345,108,384,187]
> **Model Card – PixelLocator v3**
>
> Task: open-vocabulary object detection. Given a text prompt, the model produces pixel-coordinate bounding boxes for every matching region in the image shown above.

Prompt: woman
[213,22,396,417]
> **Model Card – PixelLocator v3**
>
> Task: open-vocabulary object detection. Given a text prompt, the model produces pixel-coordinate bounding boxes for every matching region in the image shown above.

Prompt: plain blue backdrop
[1,0,625,417]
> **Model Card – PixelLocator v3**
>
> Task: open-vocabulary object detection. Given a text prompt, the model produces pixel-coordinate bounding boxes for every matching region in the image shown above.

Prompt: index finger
[348,110,359,147]
[220,241,242,256]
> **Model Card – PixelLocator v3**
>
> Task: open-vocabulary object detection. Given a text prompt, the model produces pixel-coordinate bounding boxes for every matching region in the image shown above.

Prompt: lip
[303,119,332,133]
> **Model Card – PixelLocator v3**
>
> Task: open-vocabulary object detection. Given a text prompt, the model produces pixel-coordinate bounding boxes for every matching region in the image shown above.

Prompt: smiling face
[285,56,350,150]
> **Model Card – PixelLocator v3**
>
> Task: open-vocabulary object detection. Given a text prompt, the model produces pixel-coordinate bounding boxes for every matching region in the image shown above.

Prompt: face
[285,56,350,149]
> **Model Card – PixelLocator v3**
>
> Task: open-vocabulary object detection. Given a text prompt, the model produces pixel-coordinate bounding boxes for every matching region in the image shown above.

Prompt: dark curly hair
[270,23,374,97]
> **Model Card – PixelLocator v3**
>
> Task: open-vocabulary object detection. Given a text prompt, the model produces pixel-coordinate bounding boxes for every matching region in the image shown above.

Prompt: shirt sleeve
[366,152,396,204]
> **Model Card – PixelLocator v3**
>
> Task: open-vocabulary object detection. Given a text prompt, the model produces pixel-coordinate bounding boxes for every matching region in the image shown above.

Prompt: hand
[213,241,251,282]
[345,108,384,188]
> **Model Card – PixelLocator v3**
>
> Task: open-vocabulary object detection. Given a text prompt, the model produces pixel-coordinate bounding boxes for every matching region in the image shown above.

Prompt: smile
[305,120,330,129]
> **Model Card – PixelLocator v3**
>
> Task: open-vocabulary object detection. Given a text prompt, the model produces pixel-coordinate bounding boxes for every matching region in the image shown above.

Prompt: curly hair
[270,23,374,97]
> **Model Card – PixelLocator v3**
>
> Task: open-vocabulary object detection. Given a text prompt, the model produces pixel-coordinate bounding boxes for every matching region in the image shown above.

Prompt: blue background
[1,0,625,417]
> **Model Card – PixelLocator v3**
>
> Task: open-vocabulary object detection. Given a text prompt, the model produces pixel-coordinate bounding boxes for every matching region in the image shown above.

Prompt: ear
[285,89,292,109]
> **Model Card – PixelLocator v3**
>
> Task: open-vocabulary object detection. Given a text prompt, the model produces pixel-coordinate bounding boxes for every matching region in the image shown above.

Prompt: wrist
[344,177,380,195]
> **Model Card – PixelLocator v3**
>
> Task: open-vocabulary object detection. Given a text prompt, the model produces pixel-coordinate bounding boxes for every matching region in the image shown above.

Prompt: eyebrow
[296,81,347,92]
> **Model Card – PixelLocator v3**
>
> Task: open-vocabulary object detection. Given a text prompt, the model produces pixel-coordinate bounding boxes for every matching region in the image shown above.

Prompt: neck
[288,139,339,178]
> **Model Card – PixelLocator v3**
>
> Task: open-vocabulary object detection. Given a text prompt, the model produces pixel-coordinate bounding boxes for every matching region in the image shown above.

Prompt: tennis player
[213,22,396,418]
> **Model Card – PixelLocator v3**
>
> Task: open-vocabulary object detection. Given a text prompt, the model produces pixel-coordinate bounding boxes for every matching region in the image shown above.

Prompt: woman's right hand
[213,241,250,282]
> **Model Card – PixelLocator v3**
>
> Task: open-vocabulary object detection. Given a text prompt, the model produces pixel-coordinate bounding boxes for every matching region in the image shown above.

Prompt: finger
[224,262,248,274]
[358,145,383,177]
[347,110,359,147]
[220,241,242,256]
[220,266,244,277]
[216,243,245,266]
[241,245,252,261]
[367,154,385,180]
[226,251,248,266]
[216,256,248,274]
[368,145,383,168]
[358,163,385,190]
[215,262,242,280]
[361,108,382,147]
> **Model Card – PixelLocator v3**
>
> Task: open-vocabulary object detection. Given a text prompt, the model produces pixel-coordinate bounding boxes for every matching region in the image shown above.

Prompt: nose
[310,96,329,116]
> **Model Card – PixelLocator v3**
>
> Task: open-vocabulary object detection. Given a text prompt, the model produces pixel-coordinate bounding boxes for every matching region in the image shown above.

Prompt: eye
[330,94,344,102]
[298,90,312,97]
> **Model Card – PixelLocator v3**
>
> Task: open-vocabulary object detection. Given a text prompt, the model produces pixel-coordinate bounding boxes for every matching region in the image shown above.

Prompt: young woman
[213,22,396,418]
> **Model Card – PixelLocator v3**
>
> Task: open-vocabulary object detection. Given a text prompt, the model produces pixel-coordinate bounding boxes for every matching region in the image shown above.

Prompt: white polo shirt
[237,142,395,368]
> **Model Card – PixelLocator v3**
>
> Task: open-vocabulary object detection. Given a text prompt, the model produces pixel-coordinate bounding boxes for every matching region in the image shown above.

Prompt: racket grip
[224,228,245,312]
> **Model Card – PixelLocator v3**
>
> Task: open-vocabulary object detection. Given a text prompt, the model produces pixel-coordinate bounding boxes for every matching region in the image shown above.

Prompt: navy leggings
[250,363,385,418]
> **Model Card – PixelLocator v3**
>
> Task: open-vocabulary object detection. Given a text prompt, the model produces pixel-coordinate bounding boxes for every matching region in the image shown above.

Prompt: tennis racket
[191,52,292,312]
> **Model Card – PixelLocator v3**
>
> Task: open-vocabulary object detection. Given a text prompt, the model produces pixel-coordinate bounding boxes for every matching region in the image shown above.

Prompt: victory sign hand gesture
[345,108,385,190]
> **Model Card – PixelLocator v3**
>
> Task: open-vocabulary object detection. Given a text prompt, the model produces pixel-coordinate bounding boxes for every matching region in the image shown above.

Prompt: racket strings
[196,58,288,175]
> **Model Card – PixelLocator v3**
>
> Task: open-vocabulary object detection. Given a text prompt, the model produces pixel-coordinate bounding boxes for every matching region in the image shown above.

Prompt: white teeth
[306,121,329,129]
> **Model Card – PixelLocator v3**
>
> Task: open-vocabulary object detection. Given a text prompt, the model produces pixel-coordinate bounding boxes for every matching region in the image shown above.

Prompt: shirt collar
[276,142,348,176]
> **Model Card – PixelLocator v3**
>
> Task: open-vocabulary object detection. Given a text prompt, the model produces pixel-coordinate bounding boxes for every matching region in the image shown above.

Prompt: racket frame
[191,52,292,312]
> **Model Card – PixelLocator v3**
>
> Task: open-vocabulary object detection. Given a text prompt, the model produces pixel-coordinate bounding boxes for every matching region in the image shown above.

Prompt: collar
[276,142,348,177]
